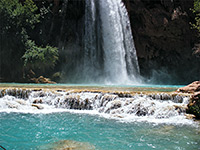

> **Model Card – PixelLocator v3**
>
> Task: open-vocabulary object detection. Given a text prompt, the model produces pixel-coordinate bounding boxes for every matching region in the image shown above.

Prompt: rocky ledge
[30,76,56,84]
[177,81,200,119]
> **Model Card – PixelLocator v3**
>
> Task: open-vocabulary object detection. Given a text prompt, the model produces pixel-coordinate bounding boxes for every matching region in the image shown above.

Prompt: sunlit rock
[31,76,56,84]
[177,81,200,93]
[33,99,43,104]
[40,140,95,150]
[16,99,27,105]
[32,104,44,110]
[177,81,200,119]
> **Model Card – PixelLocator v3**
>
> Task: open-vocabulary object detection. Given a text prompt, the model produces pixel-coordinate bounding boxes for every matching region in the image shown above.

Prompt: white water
[82,0,140,84]
[0,89,195,125]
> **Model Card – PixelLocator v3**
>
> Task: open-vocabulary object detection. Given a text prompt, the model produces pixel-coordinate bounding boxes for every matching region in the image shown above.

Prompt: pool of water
[0,83,183,93]
[0,83,199,149]
[0,83,185,88]
[0,112,199,150]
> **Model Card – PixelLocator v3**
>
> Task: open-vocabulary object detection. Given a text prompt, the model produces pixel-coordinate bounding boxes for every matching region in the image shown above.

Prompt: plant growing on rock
[0,0,59,80]
[192,0,200,33]
[22,39,58,73]
[0,0,40,80]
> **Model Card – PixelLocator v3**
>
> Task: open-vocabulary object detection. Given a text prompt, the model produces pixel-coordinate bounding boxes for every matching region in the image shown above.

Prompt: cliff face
[1,0,199,84]
[42,0,200,84]
[124,0,200,84]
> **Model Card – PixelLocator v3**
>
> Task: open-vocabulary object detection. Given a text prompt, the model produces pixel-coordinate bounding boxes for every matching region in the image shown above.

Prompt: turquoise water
[0,83,185,88]
[0,83,183,93]
[0,112,199,150]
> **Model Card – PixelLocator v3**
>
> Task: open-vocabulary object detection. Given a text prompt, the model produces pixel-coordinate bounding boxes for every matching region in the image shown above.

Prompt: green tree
[22,39,58,73]
[192,0,200,32]
[0,0,58,81]
[0,0,40,34]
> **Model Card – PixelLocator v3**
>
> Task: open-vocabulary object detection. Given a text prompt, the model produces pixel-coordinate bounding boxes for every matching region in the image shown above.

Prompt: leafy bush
[22,40,58,72]
[0,0,40,33]
[192,0,200,32]
[0,0,59,79]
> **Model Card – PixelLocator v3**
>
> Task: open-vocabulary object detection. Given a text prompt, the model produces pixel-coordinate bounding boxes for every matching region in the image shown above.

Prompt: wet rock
[16,100,27,105]
[0,89,6,97]
[187,98,200,119]
[41,140,95,150]
[61,95,92,110]
[192,91,200,100]
[0,89,30,99]
[7,102,18,109]
[104,100,122,113]
[173,104,187,113]
[32,104,44,109]
[33,99,43,104]
[185,114,196,119]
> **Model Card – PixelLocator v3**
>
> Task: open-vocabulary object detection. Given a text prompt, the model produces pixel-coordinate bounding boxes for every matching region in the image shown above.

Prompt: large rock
[177,81,200,119]
[31,76,56,84]
[177,81,200,93]
[40,140,95,150]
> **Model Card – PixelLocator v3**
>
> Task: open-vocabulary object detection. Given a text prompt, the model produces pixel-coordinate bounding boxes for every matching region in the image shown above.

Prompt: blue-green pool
[0,112,199,150]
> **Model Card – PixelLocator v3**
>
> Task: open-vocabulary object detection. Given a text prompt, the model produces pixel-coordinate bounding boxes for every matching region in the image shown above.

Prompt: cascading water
[82,0,140,84]
[62,0,140,84]
[0,88,194,125]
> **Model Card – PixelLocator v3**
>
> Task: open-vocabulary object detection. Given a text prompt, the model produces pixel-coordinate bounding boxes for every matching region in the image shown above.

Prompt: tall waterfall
[61,0,140,84]
[82,0,140,84]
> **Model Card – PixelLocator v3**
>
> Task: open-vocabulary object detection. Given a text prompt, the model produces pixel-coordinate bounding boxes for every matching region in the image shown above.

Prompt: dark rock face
[124,0,200,84]
[52,0,200,84]
[4,0,198,84]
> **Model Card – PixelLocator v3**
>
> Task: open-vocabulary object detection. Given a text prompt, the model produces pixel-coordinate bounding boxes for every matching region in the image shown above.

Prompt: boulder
[31,76,56,84]
[186,98,200,119]
[40,140,95,150]
[177,81,200,119]
[177,81,200,93]
[32,104,44,110]
[192,91,200,100]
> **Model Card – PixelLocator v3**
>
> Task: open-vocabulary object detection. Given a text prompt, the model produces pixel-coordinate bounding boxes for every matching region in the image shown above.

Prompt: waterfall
[61,0,140,84]
[82,0,140,84]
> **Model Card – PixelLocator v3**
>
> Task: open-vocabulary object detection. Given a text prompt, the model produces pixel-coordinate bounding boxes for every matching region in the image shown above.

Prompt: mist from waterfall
[62,0,141,84]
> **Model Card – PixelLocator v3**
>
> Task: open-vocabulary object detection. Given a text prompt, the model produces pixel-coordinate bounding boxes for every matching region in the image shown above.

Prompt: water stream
[62,0,140,84]
[0,87,199,149]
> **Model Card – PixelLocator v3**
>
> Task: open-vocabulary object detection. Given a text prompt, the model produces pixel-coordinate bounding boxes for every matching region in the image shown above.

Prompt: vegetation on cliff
[192,0,200,32]
[0,0,58,82]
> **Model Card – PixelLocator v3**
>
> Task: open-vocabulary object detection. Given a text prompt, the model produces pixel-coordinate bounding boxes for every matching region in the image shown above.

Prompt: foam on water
[0,89,196,126]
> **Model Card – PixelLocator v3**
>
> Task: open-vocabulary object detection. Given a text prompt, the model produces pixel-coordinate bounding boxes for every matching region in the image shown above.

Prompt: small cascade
[0,89,192,124]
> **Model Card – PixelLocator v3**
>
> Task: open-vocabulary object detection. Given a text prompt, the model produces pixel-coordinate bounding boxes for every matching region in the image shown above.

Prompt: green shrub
[191,0,200,33]
[0,0,40,33]
[22,40,58,72]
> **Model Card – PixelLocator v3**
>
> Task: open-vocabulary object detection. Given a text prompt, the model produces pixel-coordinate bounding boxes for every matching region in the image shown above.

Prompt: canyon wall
[124,0,200,84]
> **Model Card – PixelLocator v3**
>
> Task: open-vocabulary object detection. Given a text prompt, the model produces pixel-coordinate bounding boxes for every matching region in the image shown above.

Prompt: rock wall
[124,0,200,84]
[3,0,198,84]
[56,0,200,84]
